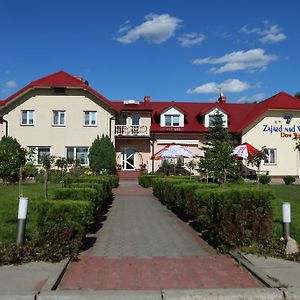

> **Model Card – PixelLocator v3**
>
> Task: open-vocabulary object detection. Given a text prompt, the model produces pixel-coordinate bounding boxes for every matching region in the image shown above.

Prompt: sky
[0,0,299,103]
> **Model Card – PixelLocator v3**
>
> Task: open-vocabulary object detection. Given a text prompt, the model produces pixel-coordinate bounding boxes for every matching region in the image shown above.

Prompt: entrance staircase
[117,170,141,181]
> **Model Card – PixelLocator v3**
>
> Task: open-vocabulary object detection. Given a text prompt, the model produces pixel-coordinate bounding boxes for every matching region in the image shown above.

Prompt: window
[21,110,34,125]
[28,147,50,165]
[208,115,217,127]
[84,111,96,126]
[53,87,66,94]
[121,114,127,125]
[165,115,180,126]
[264,149,277,165]
[66,147,89,165]
[131,114,140,126]
[52,110,65,126]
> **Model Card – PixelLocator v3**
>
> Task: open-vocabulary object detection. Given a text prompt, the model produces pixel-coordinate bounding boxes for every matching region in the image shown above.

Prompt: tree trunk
[44,170,48,199]
[19,166,23,197]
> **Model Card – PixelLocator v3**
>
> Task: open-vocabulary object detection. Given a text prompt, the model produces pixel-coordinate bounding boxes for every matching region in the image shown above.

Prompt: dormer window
[165,115,180,126]
[204,108,228,128]
[160,107,184,127]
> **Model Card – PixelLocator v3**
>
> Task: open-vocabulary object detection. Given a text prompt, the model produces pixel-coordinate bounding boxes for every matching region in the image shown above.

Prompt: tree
[295,91,300,99]
[186,159,197,180]
[41,155,55,199]
[0,136,26,184]
[198,113,238,185]
[55,157,69,186]
[247,149,267,185]
[88,135,116,174]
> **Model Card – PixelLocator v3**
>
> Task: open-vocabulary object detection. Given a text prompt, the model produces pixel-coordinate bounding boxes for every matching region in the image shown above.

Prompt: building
[1,71,300,178]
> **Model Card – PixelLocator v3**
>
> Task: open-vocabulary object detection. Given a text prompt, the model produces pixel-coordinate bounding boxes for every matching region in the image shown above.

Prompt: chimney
[218,92,227,104]
[144,95,150,106]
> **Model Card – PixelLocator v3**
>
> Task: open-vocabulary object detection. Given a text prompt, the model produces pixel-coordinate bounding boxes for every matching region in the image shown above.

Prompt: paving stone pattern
[59,181,260,290]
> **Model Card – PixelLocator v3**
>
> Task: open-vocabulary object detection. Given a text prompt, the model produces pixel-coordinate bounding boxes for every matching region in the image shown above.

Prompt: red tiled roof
[236,92,300,132]
[0,71,115,110]
[1,71,300,135]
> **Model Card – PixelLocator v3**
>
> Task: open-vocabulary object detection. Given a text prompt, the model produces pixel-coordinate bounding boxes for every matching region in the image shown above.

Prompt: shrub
[259,175,271,184]
[283,176,295,185]
[53,187,99,209]
[0,200,94,264]
[69,183,104,209]
[65,176,113,200]
[36,200,93,260]
[22,163,38,179]
[139,175,160,187]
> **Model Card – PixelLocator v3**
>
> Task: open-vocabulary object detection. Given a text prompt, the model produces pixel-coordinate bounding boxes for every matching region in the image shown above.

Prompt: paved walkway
[59,182,260,290]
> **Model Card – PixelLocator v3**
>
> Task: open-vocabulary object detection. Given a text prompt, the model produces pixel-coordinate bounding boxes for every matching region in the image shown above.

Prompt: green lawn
[0,183,59,244]
[0,182,299,246]
[263,185,300,243]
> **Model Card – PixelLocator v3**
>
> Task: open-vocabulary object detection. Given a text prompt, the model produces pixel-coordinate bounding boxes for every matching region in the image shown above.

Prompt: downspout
[109,116,115,141]
[151,135,155,173]
[3,119,8,137]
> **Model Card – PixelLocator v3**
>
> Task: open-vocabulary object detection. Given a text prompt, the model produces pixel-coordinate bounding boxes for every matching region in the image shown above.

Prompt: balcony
[115,125,150,137]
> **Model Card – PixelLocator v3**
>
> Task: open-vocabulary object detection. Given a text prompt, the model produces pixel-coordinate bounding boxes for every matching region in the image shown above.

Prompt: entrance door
[122,149,135,170]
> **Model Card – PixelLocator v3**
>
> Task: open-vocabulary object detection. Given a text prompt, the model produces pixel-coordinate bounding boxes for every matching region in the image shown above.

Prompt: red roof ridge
[0,70,116,111]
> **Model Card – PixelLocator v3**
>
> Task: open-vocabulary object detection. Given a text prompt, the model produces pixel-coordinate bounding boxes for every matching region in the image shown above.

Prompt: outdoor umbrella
[233,142,260,159]
[152,144,197,160]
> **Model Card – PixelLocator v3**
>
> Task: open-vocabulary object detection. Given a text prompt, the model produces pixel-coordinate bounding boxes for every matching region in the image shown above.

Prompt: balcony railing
[115,125,150,137]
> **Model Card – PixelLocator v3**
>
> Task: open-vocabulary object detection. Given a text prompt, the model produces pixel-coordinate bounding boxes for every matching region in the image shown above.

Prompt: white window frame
[205,108,228,128]
[52,110,66,126]
[21,110,34,126]
[84,111,97,127]
[28,146,51,165]
[165,114,180,126]
[66,147,89,165]
[264,148,277,165]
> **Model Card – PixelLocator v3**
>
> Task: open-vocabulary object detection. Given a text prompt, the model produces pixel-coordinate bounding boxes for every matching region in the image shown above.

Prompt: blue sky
[0,0,299,103]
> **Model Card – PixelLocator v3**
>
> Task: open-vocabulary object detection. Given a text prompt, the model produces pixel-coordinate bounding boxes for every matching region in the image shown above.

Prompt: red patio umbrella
[233,142,260,159]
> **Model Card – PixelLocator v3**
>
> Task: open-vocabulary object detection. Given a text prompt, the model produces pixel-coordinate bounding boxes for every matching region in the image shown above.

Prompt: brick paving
[59,181,261,290]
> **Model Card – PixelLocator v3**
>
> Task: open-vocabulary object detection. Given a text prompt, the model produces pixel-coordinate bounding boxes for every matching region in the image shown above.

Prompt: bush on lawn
[53,188,99,210]
[138,175,160,187]
[69,183,104,210]
[0,200,93,264]
[259,175,272,184]
[283,176,295,185]
[36,200,94,260]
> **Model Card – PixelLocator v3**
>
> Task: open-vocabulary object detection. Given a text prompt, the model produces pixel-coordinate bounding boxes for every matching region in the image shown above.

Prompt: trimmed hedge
[152,177,274,250]
[36,200,94,260]
[139,174,199,188]
[283,176,295,185]
[0,200,94,265]
[69,183,104,210]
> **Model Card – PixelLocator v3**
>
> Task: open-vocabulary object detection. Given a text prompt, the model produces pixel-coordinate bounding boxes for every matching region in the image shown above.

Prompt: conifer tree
[88,135,116,174]
[199,112,238,184]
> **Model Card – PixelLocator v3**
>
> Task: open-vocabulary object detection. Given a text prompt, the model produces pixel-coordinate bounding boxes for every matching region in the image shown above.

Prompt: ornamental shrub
[283,176,295,185]
[69,183,104,210]
[139,175,160,187]
[259,175,271,184]
[53,188,99,210]
[36,200,94,260]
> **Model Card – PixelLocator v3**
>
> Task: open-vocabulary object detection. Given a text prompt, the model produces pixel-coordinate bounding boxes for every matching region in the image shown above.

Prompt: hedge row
[0,175,117,265]
[138,174,199,188]
[152,178,274,250]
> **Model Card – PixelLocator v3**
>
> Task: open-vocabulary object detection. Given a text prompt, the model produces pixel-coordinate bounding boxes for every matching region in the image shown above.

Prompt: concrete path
[59,182,260,290]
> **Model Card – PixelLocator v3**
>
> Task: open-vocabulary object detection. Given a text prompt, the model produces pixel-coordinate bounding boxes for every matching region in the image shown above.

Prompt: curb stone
[229,251,279,288]
[38,290,162,299]
[0,292,36,300]
[162,289,284,300]
[284,288,300,300]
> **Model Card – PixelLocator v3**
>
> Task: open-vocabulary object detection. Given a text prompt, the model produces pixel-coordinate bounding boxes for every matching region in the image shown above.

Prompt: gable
[204,107,228,128]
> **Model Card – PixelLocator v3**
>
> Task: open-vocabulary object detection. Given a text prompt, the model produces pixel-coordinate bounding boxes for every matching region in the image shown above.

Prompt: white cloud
[177,32,206,48]
[237,93,265,103]
[193,48,278,74]
[115,13,181,44]
[4,80,17,88]
[118,20,132,33]
[187,79,251,94]
[240,21,287,44]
